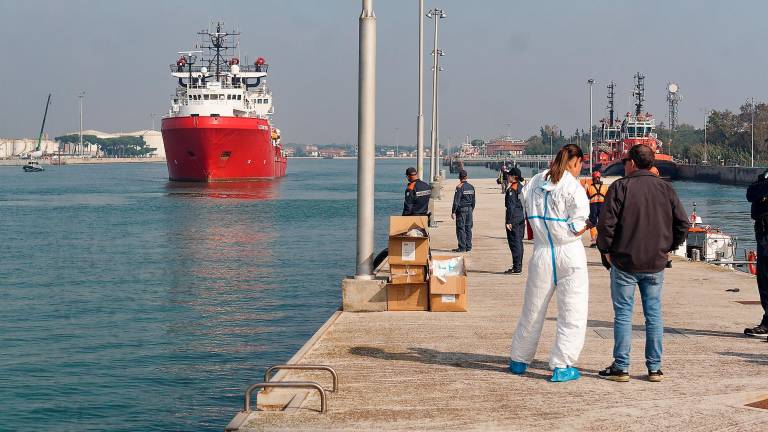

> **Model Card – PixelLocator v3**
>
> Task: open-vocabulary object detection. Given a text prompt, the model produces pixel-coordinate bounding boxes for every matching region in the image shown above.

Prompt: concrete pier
[229,178,768,431]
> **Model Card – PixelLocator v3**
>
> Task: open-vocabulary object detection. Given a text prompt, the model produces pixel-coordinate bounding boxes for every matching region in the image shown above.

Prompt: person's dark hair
[546,144,584,183]
[628,144,655,169]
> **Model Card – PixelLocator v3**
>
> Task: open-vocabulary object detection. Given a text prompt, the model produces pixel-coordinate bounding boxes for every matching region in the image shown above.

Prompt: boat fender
[747,250,757,275]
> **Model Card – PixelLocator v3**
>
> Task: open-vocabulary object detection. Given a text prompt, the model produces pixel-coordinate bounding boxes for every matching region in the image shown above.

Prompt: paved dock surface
[236,178,768,431]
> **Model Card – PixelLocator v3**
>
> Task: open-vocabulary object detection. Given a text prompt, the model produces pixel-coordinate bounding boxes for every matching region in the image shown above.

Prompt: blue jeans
[610,266,664,371]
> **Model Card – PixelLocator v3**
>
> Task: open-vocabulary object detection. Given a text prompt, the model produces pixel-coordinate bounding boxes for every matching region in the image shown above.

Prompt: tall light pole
[751,97,755,167]
[703,109,709,164]
[395,127,400,157]
[427,7,445,183]
[416,0,425,177]
[355,0,376,279]
[588,79,594,175]
[78,91,85,156]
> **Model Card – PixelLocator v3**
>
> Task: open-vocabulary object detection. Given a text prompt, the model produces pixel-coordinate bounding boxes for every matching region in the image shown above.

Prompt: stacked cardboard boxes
[429,255,468,312]
[387,216,430,311]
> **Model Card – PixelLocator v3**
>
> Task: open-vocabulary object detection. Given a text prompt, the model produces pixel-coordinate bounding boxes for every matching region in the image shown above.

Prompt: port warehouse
[0,129,165,159]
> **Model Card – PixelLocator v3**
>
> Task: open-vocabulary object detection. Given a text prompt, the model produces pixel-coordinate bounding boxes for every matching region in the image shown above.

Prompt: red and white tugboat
[161,23,287,181]
[599,73,677,178]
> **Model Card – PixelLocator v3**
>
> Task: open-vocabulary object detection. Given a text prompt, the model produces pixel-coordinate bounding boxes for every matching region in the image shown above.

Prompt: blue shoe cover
[550,367,580,382]
[509,360,528,375]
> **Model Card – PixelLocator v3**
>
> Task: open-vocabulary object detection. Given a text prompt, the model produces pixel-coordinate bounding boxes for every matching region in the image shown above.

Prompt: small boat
[23,161,44,172]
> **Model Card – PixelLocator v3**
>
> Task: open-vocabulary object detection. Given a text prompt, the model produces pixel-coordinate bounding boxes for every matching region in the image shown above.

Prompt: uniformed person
[505,167,525,274]
[402,167,431,216]
[451,170,476,252]
[585,171,609,247]
[745,169,768,338]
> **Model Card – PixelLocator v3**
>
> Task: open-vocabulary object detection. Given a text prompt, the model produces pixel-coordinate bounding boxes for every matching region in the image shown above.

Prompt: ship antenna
[633,72,645,116]
[607,81,615,126]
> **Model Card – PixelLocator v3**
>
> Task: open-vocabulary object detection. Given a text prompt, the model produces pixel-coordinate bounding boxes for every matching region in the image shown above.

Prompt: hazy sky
[1,0,766,146]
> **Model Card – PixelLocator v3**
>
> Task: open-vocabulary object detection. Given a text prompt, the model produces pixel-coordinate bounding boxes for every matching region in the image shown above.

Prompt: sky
[1,0,767,147]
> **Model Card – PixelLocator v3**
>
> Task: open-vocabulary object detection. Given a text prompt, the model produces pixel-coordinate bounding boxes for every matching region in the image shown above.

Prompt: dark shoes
[451,248,466,253]
[744,325,768,338]
[504,268,522,275]
[598,364,629,382]
[648,369,664,382]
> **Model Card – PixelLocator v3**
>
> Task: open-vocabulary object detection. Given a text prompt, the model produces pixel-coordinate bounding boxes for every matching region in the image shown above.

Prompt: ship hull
[601,157,678,179]
[161,116,287,182]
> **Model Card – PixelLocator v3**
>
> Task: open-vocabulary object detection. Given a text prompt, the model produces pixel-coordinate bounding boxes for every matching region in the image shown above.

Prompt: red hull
[161,116,287,181]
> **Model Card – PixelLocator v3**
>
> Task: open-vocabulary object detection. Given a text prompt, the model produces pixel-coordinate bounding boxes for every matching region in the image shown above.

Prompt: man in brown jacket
[596,144,690,383]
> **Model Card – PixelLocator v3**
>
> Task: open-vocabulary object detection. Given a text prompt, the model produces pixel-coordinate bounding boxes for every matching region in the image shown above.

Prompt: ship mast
[198,22,239,82]
[606,81,615,126]
[632,72,645,117]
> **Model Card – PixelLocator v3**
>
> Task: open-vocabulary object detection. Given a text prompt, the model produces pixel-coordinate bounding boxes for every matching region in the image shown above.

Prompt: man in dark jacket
[402,167,431,216]
[597,144,690,383]
[745,170,768,338]
[451,170,476,252]
[504,167,525,274]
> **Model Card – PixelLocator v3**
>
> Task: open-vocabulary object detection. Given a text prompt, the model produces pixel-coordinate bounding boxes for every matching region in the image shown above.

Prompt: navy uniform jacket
[402,179,431,216]
[452,181,476,214]
[747,179,768,221]
[505,185,525,224]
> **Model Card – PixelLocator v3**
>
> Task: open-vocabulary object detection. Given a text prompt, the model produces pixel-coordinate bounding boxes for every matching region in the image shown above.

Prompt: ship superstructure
[599,73,677,178]
[161,23,287,181]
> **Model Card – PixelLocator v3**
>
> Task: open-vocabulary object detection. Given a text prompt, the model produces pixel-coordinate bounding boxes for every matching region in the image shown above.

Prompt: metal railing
[264,365,338,392]
[169,63,269,74]
[243,381,327,413]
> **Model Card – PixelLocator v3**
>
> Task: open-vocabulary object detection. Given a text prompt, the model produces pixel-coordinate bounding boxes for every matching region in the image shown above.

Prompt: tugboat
[599,73,678,178]
[591,82,621,172]
[161,23,287,182]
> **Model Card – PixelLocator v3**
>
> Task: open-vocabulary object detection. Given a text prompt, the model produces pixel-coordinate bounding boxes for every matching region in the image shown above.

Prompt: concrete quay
[230,178,768,432]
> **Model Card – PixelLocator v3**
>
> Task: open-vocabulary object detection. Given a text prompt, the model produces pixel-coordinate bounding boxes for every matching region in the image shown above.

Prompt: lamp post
[427,7,445,183]
[78,91,85,156]
[703,109,709,165]
[416,0,425,177]
[355,0,376,278]
[588,79,594,175]
[751,97,755,167]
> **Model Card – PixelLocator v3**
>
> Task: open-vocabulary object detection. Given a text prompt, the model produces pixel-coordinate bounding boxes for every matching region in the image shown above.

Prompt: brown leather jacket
[597,170,690,273]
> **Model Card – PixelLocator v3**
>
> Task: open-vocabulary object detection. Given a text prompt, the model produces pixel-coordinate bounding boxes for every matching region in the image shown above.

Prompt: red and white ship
[595,73,677,178]
[161,23,287,181]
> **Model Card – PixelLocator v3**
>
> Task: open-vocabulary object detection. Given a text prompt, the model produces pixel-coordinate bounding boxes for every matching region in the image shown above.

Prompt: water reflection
[164,179,281,201]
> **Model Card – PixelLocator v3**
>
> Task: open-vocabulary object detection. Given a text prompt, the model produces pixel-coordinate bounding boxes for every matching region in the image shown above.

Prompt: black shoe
[466,248,472,252]
[598,364,629,382]
[504,268,522,275]
[744,325,768,337]
[666,260,673,268]
[503,268,514,274]
[589,243,598,248]
[451,248,466,253]
[648,369,664,382]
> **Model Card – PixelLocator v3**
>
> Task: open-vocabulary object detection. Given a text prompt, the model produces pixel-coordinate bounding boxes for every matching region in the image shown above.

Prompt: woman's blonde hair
[546,144,584,183]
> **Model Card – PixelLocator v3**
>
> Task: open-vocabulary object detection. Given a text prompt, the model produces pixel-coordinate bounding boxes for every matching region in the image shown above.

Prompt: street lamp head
[587,79,595,85]
[426,8,446,19]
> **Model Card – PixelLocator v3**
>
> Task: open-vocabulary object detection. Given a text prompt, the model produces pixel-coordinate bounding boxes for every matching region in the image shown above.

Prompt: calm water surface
[0,160,755,431]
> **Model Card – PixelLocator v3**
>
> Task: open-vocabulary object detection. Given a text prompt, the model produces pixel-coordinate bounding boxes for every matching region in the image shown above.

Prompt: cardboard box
[387,283,429,311]
[429,255,468,312]
[389,265,428,285]
[388,216,430,266]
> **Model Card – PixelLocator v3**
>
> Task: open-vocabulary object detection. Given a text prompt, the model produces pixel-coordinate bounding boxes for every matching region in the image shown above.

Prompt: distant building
[0,137,58,158]
[65,129,165,158]
[485,137,527,156]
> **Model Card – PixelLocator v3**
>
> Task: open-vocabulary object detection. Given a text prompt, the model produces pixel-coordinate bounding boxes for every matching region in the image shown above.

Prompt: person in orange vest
[585,171,609,247]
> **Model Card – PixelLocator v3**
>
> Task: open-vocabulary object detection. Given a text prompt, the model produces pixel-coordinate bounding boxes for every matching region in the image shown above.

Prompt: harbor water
[0,160,756,431]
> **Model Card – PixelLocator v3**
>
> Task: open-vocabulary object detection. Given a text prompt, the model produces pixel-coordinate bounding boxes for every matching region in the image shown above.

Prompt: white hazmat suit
[510,169,590,370]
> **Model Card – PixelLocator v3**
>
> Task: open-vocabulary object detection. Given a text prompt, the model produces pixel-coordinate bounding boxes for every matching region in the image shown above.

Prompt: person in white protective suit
[509,144,592,382]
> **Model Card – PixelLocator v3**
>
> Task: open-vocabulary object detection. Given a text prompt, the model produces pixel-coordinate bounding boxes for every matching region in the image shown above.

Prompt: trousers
[455,208,473,250]
[506,221,525,271]
[756,230,768,326]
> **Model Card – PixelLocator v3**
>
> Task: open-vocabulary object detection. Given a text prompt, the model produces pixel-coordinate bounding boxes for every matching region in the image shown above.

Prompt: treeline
[55,134,156,157]
[521,101,768,166]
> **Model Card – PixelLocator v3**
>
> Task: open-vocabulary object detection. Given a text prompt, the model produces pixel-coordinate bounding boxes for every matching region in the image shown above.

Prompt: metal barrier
[264,364,338,392]
[243,381,327,413]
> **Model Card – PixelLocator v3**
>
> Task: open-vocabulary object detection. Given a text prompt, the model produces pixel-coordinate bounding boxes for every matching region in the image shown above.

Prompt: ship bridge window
[237,95,242,100]
[219,94,225,100]
[203,94,210,100]
[227,94,232,100]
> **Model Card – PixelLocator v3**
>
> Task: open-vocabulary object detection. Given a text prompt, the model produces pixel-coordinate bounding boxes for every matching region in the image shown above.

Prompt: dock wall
[676,164,764,185]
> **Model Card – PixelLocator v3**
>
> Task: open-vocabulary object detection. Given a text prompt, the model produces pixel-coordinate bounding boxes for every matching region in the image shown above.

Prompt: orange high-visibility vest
[586,183,609,204]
